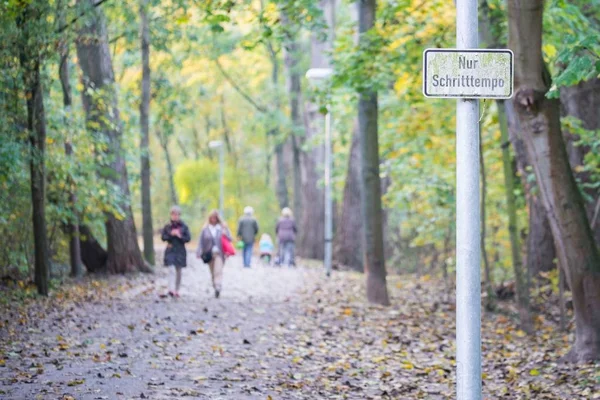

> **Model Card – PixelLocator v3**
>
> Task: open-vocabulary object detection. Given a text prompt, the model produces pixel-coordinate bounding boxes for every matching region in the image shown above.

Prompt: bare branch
[213,57,268,113]
[57,0,112,33]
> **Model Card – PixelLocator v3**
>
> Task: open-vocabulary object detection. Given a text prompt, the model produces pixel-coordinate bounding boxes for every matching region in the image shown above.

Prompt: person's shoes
[168,291,175,297]
[215,289,220,299]
[174,292,180,298]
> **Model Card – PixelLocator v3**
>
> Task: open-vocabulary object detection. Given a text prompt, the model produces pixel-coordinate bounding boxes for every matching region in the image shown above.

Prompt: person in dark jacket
[237,206,259,268]
[161,206,191,298]
[275,207,297,267]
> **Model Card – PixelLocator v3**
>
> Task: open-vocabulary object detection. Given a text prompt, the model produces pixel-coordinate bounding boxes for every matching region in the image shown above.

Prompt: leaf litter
[0,257,597,399]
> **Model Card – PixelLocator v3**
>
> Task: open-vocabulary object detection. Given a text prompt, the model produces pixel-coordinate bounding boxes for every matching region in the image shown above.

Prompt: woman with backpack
[197,210,232,298]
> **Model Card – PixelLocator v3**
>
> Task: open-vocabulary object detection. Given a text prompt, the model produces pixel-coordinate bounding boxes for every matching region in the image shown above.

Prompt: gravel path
[0,253,323,400]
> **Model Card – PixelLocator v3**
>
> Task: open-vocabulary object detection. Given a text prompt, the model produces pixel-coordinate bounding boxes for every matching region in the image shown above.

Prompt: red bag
[221,235,236,256]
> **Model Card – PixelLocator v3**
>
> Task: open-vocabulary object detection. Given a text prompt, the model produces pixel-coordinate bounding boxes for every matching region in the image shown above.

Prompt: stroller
[258,234,274,266]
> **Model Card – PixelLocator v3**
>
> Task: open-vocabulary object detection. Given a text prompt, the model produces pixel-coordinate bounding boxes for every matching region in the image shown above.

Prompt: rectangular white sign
[423,49,513,99]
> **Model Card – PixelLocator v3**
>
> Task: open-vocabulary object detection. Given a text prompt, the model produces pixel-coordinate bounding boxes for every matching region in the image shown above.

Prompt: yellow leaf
[67,379,85,386]
[529,369,540,376]
[515,330,526,338]
[342,308,353,316]
[292,356,303,364]
[402,361,414,370]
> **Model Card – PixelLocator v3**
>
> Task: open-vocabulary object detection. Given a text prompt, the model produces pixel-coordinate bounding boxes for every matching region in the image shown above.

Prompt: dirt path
[0,254,322,399]
[1,253,598,399]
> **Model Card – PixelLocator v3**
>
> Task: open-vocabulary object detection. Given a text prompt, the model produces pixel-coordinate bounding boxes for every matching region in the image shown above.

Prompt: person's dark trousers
[243,243,253,267]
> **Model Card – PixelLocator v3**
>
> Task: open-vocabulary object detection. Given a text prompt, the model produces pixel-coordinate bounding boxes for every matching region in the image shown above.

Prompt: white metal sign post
[421,1,513,400]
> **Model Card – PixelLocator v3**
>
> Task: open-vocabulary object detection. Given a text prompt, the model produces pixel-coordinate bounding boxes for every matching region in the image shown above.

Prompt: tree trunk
[18,9,50,295]
[76,0,149,274]
[498,100,532,331]
[275,142,289,209]
[479,127,495,311]
[59,32,83,278]
[560,78,600,245]
[479,0,556,278]
[139,0,155,265]
[282,13,304,229]
[505,99,557,275]
[266,41,289,210]
[79,225,108,273]
[509,0,600,362]
[335,122,364,271]
[335,2,363,271]
[157,131,178,206]
[297,0,335,260]
[358,0,389,306]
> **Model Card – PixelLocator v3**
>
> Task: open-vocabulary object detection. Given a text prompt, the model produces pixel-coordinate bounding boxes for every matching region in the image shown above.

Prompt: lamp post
[305,67,334,277]
[209,140,224,218]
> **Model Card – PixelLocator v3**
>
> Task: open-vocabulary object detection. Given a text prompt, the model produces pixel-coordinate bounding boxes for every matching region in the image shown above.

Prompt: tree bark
[282,12,304,229]
[76,0,149,274]
[79,225,108,273]
[479,0,556,278]
[498,100,532,331]
[266,40,289,210]
[297,0,336,260]
[335,2,363,271]
[505,100,557,275]
[18,8,50,295]
[156,131,178,206]
[358,0,389,306]
[139,0,155,266]
[335,122,364,271]
[59,29,83,278]
[479,127,495,311]
[560,78,600,245]
[509,0,600,362]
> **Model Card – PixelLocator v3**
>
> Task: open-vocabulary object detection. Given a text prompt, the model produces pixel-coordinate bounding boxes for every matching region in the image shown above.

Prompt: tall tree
[281,12,304,227]
[479,0,531,326]
[156,129,178,206]
[508,0,600,362]
[335,2,363,271]
[75,0,149,274]
[139,0,155,265]
[17,2,50,295]
[505,100,557,276]
[479,0,556,279]
[560,78,600,245]
[58,31,83,278]
[358,0,389,305]
[335,122,363,271]
[299,0,336,260]
[266,41,289,210]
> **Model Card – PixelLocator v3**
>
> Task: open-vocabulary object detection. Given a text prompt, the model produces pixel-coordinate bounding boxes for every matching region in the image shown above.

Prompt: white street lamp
[305,67,334,277]
[209,140,224,218]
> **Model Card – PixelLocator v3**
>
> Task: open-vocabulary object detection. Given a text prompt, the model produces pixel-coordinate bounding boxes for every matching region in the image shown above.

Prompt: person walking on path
[197,210,231,298]
[276,207,297,267]
[161,206,191,298]
[237,206,259,268]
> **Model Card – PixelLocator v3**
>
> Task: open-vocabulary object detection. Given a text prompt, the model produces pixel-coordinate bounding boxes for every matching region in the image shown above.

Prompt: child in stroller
[259,233,274,265]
